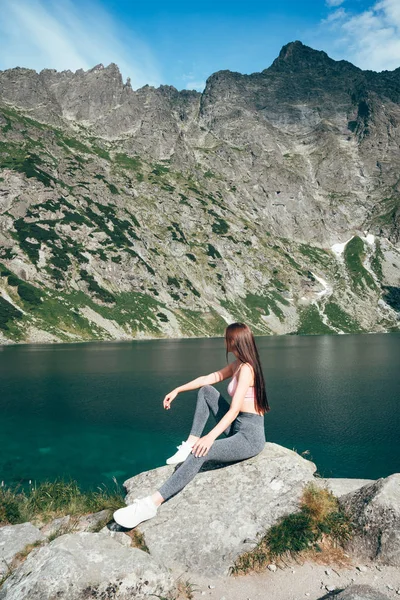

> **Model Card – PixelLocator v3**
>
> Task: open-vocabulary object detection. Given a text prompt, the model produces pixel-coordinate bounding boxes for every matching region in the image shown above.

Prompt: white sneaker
[113,496,158,529]
[166,440,195,465]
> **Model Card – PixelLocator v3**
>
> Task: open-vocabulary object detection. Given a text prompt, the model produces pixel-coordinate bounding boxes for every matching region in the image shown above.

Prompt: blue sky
[0,0,399,91]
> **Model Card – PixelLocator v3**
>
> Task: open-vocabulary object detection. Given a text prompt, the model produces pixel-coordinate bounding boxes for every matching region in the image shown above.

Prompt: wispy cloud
[325,0,345,7]
[316,0,400,71]
[0,0,162,89]
[321,7,346,24]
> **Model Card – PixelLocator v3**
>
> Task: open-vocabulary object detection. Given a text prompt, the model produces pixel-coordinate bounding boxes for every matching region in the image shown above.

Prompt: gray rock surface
[313,478,376,497]
[0,532,175,599]
[74,508,111,532]
[38,515,71,538]
[339,474,400,566]
[38,509,111,538]
[317,583,391,600]
[99,526,132,547]
[0,523,44,576]
[123,442,318,576]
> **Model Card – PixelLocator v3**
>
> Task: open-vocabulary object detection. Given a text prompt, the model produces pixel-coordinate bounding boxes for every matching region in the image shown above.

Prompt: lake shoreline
[1,328,398,349]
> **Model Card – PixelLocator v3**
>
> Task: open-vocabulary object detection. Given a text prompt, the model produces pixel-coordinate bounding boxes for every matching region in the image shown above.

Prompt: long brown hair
[225,322,270,415]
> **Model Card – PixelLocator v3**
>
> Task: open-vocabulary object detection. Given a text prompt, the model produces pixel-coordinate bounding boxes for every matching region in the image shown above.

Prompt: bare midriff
[227,361,263,416]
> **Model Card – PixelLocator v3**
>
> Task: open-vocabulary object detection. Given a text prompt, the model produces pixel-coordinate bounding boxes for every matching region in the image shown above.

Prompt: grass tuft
[229,481,354,575]
[0,477,125,526]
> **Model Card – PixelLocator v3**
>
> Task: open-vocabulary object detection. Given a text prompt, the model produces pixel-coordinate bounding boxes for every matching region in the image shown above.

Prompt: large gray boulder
[313,478,375,498]
[99,526,132,547]
[317,584,391,600]
[0,532,175,600]
[123,441,317,576]
[0,523,45,576]
[38,509,111,538]
[338,474,400,566]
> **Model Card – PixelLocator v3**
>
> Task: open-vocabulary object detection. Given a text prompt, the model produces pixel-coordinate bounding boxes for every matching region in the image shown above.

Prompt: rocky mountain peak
[0,41,399,344]
[85,62,123,84]
[266,39,359,75]
[88,63,105,73]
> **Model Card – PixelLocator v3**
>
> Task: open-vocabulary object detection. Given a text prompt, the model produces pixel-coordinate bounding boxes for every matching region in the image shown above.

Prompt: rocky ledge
[1,442,399,599]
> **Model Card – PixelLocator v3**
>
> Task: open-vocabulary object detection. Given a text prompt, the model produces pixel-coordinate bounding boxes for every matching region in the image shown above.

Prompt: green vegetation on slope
[0,296,23,333]
[0,141,57,187]
[370,239,384,281]
[296,304,336,335]
[1,103,398,341]
[370,196,400,230]
[243,291,289,322]
[298,243,334,268]
[323,301,363,333]
[343,236,378,291]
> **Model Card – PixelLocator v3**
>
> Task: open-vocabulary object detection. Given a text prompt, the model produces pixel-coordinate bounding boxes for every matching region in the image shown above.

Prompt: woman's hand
[163,389,179,410]
[191,434,215,457]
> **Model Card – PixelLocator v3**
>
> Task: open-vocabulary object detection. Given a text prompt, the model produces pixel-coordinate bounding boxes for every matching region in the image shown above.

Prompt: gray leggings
[157,385,266,501]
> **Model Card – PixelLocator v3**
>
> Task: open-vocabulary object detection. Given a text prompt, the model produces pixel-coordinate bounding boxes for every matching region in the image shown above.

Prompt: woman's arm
[163,362,235,410]
[206,363,253,441]
[174,362,234,393]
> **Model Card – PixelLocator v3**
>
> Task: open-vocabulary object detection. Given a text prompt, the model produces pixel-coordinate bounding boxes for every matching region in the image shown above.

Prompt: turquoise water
[1,333,399,491]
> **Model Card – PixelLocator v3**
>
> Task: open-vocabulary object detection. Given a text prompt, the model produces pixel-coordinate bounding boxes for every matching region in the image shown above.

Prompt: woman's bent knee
[198,384,216,397]
[253,440,266,456]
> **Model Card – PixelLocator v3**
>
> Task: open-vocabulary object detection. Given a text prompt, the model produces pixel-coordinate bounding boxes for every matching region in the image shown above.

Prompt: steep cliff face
[0,40,399,343]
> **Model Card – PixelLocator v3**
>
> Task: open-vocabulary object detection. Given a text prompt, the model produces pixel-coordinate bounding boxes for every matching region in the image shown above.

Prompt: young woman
[113,322,270,529]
